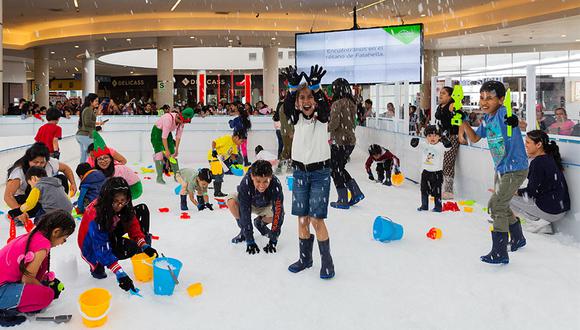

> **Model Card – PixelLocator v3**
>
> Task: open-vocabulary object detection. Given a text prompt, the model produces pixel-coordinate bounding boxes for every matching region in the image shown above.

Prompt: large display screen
[295,24,423,84]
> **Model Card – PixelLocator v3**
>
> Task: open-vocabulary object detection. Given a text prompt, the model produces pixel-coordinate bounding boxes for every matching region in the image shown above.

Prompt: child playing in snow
[254,145,279,167]
[208,129,247,197]
[176,168,214,211]
[283,65,335,279]
[0,210,76,327]
[34,108,62,159]
[75,163,106,214]
[366,144,401,186]
[8,167,73,222]
[460,80,528,265]
[226,160,284,253]
[410,125,451,212]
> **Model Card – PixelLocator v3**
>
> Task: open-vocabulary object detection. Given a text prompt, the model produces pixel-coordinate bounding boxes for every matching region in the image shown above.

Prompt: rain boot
[417,193,429,211]
[91,263,107,279]
[330,188,350,209]
[243,155,251,166]
[231,219,245,244]
[481,231,509,264]
[254,216,271,236]
[318,239,335,279]
[214,181,227,197]
[433,195,442,212]
[288,234,314,273]
[170,158,180,180]
[346,179,365,206]
[180,195,188,211]
[0,310,26,327]
[509,218,527,252]
[154,160,166,184]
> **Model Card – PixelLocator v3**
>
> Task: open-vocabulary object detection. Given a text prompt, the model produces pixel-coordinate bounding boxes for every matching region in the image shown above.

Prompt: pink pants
[240,140,248,158]
[18,284,55,313]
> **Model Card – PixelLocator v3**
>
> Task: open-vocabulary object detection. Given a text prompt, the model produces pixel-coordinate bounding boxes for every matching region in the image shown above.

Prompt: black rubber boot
[417,193,429,211]
[509,218,527,252]
[0,309,26,327]
[288,235,314,273]
[91,263,107,279]
[330,188,350,209]
[318,239,335,279]
[180,195,188,211]
[231,219,245,244]
[346,179,365,206]
[243,155,251,166]
[254,216,271,236]
[481,231,509,264]
[214,181,227,197]
[433,196,442,212]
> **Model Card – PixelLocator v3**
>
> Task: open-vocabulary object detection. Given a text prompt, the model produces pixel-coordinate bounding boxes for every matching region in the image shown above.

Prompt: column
[243,74,252,104]
[34,47,50,108]
[422,49,438,124]
[157,37,174,107]
[82,54,96,97]
[525,65,537,132]
[197,70,206,105]
[262,47,279,107]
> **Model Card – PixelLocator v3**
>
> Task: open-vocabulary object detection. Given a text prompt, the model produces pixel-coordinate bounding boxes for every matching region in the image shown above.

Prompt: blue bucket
[231,167,244,176]
[174,185,182,195]
[153,257,183,296]
[286,176,294,191]
[373,216,404,242]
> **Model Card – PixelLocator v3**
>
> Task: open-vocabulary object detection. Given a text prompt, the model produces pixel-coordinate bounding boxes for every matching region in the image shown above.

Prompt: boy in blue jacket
[226,160,284,254]
[461,81,528,265]
[75,163,106,214]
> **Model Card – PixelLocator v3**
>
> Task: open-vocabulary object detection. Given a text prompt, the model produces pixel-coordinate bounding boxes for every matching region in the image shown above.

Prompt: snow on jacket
[328,98,356,146]
[77,170,107,213]
[237,170,284,244]
[78,200,146,273]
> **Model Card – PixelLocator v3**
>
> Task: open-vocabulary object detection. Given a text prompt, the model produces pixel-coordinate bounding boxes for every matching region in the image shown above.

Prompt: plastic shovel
[161,253,180,285]
[35,315,72,324]
[129,287,143,297]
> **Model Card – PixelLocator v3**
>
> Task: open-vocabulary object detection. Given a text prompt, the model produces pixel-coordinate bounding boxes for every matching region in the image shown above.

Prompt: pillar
[157,37,174,107]
[197,70,206,105]
[422,49,438,124]
[262,47,279,107]
[82,54,96,97]
[34,47,50,108]
[525,65,537,132]
[243,74,251,104]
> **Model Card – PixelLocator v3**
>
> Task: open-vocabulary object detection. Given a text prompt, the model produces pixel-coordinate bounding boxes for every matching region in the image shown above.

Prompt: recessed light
[74,67,79,72]
[479,44,485,47]
[74,45,79,48]
[420,14,426,17]
[561,34,567,38]
[130,71,134,74]
[576,39,580,42]
[126,38,132,41]
[271,37,276,40]
[50,51,55,54]
[228,40,233,43]
[190,36,195,39]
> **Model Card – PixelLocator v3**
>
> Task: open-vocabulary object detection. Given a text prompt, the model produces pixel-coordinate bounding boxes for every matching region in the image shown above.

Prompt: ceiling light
[74,45,79,48]
[126,38,132,41]
[576,39,580,42]
[130,71,134,74]
[349,0,387,14]
[228,40,233,43]
[189,36,195,39]
[170,0,182,12]
[73,0,79,12]
[561,34,567,38]
[479,44,485,47]
[74,67,79,72]
[420,14,426,17]
[50,51,55,54]
[271,37,276,40]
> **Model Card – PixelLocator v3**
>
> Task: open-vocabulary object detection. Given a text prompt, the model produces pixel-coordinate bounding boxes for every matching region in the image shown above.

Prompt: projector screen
[295,24,423,85]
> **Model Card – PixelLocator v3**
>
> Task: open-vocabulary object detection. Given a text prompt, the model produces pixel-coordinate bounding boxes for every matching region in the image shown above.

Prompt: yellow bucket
[78,288,112,328]
[131,253,155,282]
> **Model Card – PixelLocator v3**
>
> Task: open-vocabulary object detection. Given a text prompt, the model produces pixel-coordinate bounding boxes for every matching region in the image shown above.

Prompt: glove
[116,272,135,292]
[504,114,519,128]
[305,65,327,89]
[410,137,419,148]
[282,65,303,87]
[197,203,206,211]
[211,149,218,158]
[205,203,214,211]
[263,240,277,254]
[45,278,64,300]
[8,207,23,219]
[246,242,260,255]
[394,166,401,175]
[51,150,60,159]
[368,172,375,181]
[441,137,452,148]
[142,245,158,258]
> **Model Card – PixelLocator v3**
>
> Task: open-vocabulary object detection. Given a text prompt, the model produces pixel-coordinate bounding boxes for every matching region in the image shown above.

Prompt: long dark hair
[239,106,252,130]
[78,93,99,129]
[95,154,115,177]
[19,210,76,276]
[331,78,354,102]
[7,142,50,179]
[527,130,564,171]
[95,177,136,233]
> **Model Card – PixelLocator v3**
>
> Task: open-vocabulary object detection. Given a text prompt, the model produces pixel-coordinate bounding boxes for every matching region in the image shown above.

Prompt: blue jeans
[291,167,331,219]
[0,283,24,310]
[76,135,93,163]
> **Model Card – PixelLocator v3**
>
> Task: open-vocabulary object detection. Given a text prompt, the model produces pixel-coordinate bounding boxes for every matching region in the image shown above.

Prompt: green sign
[383,24,421,45]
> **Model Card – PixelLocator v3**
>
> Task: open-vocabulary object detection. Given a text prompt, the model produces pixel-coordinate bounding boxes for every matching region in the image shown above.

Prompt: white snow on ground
[1,147,579,330]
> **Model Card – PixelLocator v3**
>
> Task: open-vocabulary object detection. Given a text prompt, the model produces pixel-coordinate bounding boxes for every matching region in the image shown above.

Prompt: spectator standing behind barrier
[548,108,575,136]
[510,130,570,234]
[76,94,106,163]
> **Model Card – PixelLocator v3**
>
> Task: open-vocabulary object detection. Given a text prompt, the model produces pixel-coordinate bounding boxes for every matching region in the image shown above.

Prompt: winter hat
[180,107,194,122]
[92,131,111,159]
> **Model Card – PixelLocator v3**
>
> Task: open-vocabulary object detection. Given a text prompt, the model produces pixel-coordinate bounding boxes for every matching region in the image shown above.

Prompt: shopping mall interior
[0,1,579,329]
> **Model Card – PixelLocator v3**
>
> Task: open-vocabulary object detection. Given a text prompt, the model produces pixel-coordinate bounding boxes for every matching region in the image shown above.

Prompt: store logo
[182,78,190,86]
[112,80,117,87]
[383,24,421,44]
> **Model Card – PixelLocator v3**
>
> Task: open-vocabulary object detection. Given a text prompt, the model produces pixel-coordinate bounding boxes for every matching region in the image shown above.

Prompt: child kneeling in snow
[254,145,279,168]
[176,168,214,211]
[0,210,75,327]
[366,144,400,186]
[410,125,451,212]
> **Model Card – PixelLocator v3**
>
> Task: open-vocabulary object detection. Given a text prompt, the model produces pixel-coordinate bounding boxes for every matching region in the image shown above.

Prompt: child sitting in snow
[176,168,214,211]
[365,144,400,186]
[410,125,451,212]
[254,145,279,167]
[75,163,106,214]
[8,167,73,222]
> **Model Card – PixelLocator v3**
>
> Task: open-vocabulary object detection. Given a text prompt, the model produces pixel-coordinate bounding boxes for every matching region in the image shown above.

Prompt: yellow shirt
[207,135,239,160]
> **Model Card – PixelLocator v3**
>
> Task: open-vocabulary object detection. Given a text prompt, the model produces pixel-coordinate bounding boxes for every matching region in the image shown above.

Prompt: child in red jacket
[34,108,62,159]
[365,144,400,186]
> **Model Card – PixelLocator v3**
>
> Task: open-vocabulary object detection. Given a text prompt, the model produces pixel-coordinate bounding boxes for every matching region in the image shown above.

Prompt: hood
[83,170,107,184]
[36,177,65,189]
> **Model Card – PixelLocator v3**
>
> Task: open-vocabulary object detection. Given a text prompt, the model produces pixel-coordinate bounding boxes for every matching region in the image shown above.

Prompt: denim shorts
[291,167,331,219]
[0,283,24,310]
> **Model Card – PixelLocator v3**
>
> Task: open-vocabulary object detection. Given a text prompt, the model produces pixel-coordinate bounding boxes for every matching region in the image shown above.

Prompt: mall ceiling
[3,0,580,78]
